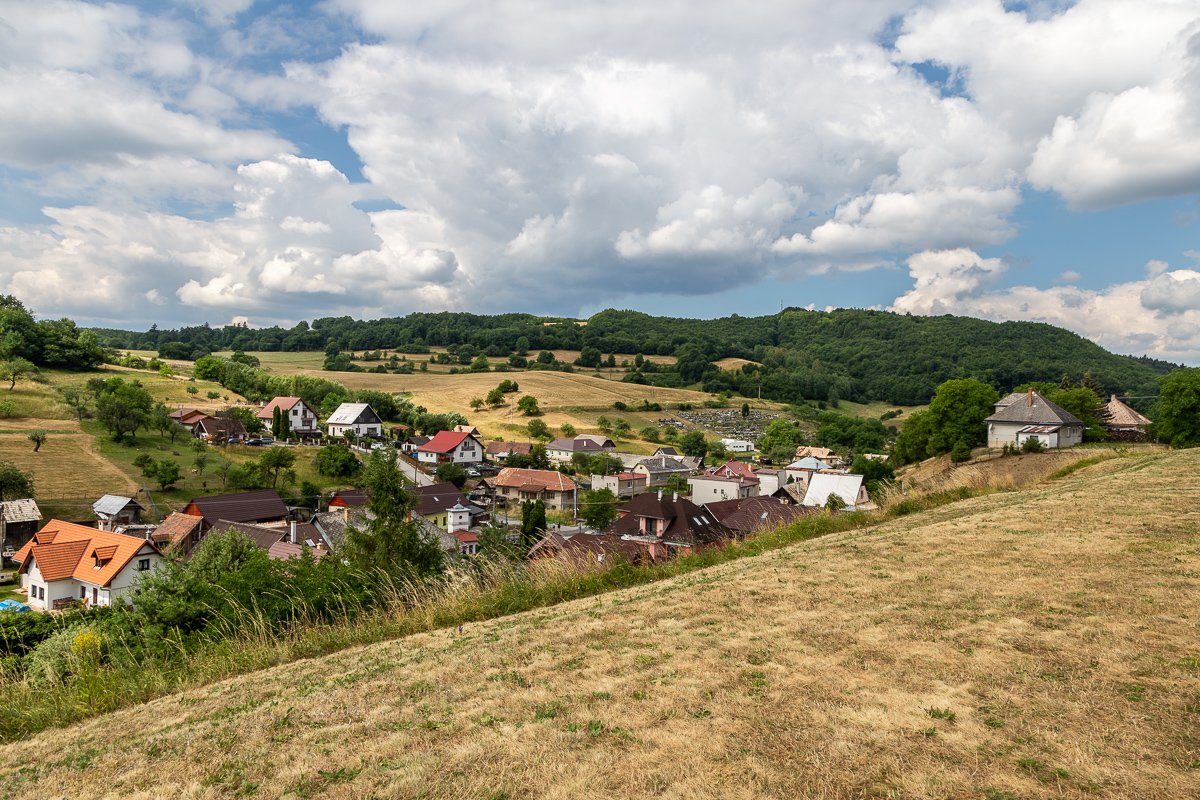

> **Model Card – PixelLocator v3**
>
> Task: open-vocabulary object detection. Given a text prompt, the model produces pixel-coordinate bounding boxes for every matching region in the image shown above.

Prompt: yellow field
[0,433,135,500]
[4,448,1198,797]
[713,356,760,371]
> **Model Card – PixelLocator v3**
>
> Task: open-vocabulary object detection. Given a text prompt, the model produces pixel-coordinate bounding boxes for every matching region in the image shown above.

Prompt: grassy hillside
[2,449,1196,798]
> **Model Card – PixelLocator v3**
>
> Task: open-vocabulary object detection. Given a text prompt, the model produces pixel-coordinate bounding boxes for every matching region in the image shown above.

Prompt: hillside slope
[2,451,1198,798]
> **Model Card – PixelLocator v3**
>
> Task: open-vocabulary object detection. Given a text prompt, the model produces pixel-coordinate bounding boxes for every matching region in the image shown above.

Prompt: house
[528,530,645,564]
[707,459,756,480]
[704,496,816,535]
[753,468,785,496]
[652,447,679,457]
[794,446,837,461]
[169,408,214,434]
[181,489,290,533]
[801,473,871,511]
[208,519,330,560]
[416,430,484,465]
[632,455,693,488]
[783,456,833,489]
[15,521,161,611]
[492,468,578,511]
[150,512,204,556]
[720,438,755,453]
[194,415,247,443]
[0,499,42,557]
[328,489,369,509]
[326,403,384,439]
[452,424,481,436]
[410,482,484,529]
[485,441,533,462]
[401,435,430,454]
[546,436,615,465]
[604,491,736,560]
[590,471,648,498]
[92,495,145,531]
[985,389,1084,449]
[256,397,319,436]
[687,474,759,505]
[1102,395,1152,439]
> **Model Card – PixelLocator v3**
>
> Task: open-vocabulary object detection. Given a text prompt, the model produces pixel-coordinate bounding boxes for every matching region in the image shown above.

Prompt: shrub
[1021,437,1045,453]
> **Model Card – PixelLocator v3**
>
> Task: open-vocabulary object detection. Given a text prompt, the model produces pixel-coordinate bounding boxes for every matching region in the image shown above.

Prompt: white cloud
[891,249,1200,362]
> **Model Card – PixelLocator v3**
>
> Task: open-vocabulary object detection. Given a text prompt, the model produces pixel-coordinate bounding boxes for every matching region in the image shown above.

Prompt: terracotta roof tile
[15,521,158,587]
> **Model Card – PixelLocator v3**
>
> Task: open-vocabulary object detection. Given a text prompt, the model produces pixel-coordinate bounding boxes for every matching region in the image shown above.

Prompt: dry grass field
[3,448,1198,798]
[0,433,135,500]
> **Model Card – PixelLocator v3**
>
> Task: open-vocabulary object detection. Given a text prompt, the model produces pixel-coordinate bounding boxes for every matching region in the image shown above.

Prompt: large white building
[325,403,384,439]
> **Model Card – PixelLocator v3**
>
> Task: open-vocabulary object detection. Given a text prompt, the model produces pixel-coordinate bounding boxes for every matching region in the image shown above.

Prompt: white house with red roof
[256,396,319,435]
[416,430,484,465]
[15,520,162,611]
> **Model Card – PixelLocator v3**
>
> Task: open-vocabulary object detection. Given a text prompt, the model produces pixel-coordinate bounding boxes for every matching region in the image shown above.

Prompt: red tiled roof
[15,521,158,587]
[256,396,303,420]
[152,512,202,549]
[418,430,472,454]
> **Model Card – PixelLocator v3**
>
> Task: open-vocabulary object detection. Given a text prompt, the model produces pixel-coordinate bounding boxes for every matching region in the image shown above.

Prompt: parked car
[245,437,275,446]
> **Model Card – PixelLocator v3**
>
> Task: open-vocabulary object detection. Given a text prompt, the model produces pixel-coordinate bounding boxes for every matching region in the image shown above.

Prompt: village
[3,386,1153,613]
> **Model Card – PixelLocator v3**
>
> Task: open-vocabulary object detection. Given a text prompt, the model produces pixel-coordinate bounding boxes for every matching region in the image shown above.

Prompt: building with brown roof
[328,489,369,509]
[208,519,330,560]
[604,491,736,560]
[194,415,247,443]
[485,441,533,461]
[493,468,578,511]
[15,520,162,610]
[705,496,816,535]
[181,489,289,533]
[151,512,204,556]
[256,396,319,435]
[1102,394,1152,438]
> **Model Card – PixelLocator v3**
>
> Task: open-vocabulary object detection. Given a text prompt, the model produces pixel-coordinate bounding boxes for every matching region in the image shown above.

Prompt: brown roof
[411,482,469,516]
[196,416,247,438]
[256,396,304,420]
[183,489,289,527]
[15,521,159,587]
[152,512,202,549]
[717,497,817,535]
[529,530,644,563]
[329,489,370,508]
[1103,395,1152,428]
[708,460,756,479]
[486,441,533,456]
[607,492,735,548]
[985,390,1082,426]
[209,520,328,557]
[494,468,577,493]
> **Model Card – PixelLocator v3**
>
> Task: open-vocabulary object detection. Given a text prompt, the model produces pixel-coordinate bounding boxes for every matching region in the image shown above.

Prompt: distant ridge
[91,308,1177,406]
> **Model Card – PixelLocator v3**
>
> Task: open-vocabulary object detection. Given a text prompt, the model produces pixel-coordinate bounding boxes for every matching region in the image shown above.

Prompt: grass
[1,446,1197,799]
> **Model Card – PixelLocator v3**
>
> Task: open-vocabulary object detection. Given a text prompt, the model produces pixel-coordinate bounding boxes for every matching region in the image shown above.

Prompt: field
[0,432,135,505]
[3,448,1197,798]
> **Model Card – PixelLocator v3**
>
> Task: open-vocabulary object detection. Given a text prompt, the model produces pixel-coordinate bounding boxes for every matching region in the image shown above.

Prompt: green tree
[678,430,708,460]
[0,462,33,499]
[925,378,999,456]
[0,357,37,391]
[27,430,46,452]
[527,418,552,440]
[596,416,613,434]
[314,444,361,478]
[514,336,530,356]
[756,418,806,455]
[613,418,631,436]
[95,379,154,443]
[559,423,577,438]
[891,410,935,465]
[850,455,894,497]
[1154,367,1200,447]
[536,350,555,365]
[517,395,541,416]
[580,488,618,529]
[588,453,622,476]
[343,449,444,578]
[193,452,209,477]
[257,446,297,488]
[154,459,182,490]
[741,402,750,418]
[520,500,548,550]
[1047,387,1105,442]
[470,397,485,412]
[435,461,468,488]
[486,388,505,407]
[477,523,522,561]
[59,385,89,422]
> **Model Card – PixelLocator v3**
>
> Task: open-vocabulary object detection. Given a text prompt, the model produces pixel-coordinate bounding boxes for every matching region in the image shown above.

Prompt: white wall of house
[721,439,754,453]
[452,439,482,464]
[687,477,757,505]
[24,546,161,611]
[755,472,782,496]
[329,422,382,438]
[989,423,1082,449]
[289,401,319,432]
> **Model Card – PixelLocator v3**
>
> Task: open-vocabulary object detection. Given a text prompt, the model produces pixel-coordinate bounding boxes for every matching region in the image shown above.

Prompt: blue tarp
[0,599,30,613]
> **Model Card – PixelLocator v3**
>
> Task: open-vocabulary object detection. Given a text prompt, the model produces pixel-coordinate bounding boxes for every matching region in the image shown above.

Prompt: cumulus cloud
[891,250,1200,362]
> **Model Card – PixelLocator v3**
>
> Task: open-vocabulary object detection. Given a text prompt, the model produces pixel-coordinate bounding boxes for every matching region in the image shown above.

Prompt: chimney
[1027,388,1033,407]
[672,492,678,502]
[290,520,297,544]
[657,490,662,501]
[342,506,350,523]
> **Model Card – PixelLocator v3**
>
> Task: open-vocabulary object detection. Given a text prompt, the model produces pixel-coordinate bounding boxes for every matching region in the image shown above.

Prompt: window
[137,558,151,571]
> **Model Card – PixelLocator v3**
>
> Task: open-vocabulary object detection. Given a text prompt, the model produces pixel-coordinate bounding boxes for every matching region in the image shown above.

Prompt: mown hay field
[0,433,135,500]
[3,448,1198,798]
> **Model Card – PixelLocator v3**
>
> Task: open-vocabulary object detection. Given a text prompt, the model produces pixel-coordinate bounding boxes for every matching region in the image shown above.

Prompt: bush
[1021,437,1045,453]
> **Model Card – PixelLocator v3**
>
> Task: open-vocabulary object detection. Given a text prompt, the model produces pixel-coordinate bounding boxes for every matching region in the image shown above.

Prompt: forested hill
[92,308,1178,406]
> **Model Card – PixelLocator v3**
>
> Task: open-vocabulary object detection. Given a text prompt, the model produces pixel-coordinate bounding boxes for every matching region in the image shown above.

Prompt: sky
[2,0,1200,362]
